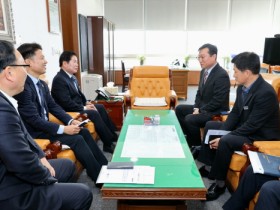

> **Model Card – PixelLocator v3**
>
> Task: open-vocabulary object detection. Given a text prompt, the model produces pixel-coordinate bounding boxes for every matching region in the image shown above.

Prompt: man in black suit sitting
[0,40,92,210]
[14,43,108,186]
[51,51,117,153]
[175,43,230,151]
[198,52,280,201]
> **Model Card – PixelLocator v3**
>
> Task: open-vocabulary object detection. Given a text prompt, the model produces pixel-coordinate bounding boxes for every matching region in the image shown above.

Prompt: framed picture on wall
[46,0,61,34]
[0,0,15,42]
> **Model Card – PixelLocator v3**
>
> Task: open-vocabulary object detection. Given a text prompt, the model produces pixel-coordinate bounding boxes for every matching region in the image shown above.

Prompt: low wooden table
[101,110,206,210]
[92,99,124,131]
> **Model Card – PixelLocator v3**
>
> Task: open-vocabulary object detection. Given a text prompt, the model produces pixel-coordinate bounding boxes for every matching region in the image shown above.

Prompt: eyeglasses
[9,64,30,67]
[3,64,30,70]
[197,56,209,60]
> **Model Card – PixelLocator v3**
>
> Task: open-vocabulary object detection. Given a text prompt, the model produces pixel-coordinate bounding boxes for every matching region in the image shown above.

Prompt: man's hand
[85,104,97,110]
[193,108,199,114]
[64,124,81,135]
[71,119,81,125]
[40,157,55,177]
[209,138,220,149]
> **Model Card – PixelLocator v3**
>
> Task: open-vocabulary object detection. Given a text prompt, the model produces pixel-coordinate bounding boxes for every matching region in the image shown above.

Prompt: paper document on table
[204,129,230,144]
[96,165,155,184]
[121,125,185,158]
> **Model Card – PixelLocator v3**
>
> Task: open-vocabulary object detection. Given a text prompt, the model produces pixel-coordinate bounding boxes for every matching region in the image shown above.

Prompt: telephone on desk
[95,87,113,100]
[95,87,123,102]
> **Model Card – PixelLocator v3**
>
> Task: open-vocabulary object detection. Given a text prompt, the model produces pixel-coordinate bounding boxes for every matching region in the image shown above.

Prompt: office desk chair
[121,60,130,92]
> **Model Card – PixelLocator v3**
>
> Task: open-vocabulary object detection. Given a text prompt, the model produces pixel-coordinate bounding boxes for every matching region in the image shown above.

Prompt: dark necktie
[71,76,79,91]
[242,86,249,103]
[37,81,46,118]
[203,70,209,84]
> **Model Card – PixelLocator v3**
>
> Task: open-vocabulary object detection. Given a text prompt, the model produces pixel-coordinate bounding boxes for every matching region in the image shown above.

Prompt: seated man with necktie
[175,43,230,149]
[0,40,92,210]
[197,52,280,201]
[14,43,108,187]
[51,51,117,153]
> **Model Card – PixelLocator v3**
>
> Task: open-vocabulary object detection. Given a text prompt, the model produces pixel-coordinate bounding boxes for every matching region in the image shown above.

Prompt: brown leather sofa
[124,66,177,110]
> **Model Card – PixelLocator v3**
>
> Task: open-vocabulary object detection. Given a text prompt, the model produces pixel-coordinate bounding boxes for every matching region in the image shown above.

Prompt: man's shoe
[95,183,103,189]
[206,183,226,201]
[103,144,115,153]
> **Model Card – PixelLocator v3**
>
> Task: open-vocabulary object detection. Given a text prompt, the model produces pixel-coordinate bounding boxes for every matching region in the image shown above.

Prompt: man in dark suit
[197,52,280,201]
[223,165,280,210]
[175,43,230,147]
[14,43,108,186]
[0,40,92,210]
[51,51,117,153]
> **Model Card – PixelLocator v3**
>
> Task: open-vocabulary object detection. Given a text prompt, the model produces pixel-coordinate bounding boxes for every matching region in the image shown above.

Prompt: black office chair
[121,60,129,92]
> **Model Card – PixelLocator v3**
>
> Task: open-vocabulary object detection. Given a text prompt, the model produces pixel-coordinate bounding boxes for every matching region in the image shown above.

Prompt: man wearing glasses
[0,40,92,210]
[175,43,230,155]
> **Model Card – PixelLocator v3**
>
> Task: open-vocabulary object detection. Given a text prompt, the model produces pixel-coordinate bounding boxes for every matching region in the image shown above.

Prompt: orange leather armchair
[34,112,98,179]
[124,66,177,110]
[35,138,83,179]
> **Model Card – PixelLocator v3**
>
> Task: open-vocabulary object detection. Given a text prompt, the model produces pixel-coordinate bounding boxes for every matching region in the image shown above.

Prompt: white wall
[10,0,104,84]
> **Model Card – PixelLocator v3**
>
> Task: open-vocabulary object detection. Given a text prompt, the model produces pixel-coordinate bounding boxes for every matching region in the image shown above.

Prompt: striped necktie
[203,70,209,84]
[36,81,47,118]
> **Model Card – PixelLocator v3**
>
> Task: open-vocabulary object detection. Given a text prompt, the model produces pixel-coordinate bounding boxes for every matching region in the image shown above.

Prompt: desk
[171,69,189,99]
[101,110,206,209]
[92,99,124,131]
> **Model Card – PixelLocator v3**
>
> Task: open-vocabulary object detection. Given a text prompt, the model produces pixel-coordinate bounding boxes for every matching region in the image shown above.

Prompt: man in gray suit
[176,43,230,148]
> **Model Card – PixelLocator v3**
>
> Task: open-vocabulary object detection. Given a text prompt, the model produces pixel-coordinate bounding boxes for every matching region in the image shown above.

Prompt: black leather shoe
[206,183,226,201]
[103,144,115,153]
[95,183,103,189]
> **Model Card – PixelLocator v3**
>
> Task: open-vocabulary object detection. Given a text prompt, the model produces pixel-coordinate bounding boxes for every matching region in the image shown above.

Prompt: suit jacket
[222,75,280,140]
[51,69,87,112]
[0,92,52,201]
[195,63,230,114]
[14,76,72,138]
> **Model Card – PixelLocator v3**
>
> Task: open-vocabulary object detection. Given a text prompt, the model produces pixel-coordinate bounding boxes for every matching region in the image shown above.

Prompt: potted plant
[223,56,231,69]
[138,55,146,65]
[184,55,191,68]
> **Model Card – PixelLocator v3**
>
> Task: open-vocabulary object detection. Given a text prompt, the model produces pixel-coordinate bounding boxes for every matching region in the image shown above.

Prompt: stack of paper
[96,165,155,184]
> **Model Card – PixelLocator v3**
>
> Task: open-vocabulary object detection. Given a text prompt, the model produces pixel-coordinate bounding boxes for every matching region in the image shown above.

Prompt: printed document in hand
[96,165,155,184]
[204,129,230,144]
[248,151,280,177]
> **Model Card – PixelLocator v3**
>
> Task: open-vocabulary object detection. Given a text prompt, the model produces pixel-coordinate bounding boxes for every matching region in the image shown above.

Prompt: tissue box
[104,86,118,95]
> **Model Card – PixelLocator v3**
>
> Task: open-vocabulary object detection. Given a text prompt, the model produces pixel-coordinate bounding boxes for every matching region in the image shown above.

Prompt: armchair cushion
[134,97,167,106]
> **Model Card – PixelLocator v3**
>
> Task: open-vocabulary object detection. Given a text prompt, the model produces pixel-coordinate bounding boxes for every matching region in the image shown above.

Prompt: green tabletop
[104,110,205,189]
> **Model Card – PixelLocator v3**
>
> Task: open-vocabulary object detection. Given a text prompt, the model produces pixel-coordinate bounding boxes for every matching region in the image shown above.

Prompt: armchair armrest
[170,90,177,109]
[124,90,132,110]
